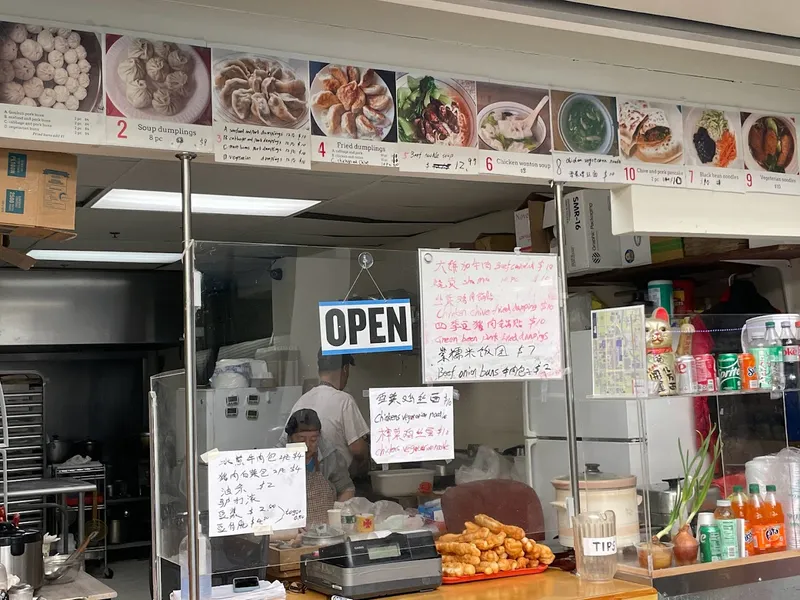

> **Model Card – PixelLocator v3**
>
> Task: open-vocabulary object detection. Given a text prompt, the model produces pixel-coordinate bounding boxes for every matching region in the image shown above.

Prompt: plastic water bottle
[765,322,784,391]
[179,528,212,599]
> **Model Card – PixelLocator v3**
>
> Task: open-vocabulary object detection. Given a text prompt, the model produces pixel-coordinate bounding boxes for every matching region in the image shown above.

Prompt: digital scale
[300,531,442,599]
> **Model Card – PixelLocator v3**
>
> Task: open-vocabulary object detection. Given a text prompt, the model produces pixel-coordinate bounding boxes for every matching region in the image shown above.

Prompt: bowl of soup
[558,93,615,154]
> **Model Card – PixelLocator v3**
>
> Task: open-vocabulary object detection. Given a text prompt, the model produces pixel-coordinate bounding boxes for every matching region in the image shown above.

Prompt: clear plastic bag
[455,445,515,485]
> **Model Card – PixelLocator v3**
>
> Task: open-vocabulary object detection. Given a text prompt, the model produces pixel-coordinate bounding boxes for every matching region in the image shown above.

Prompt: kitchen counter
[38,570,117,600]
[303,569,657,600]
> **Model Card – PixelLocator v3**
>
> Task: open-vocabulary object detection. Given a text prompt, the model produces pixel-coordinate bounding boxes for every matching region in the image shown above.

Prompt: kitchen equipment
[0,522,43,589]
[86,491,107,542]
[109,519,123,545]
[8,583,33,600]
[78,439,102,461]
[45,437,72,465]
[573,510,617,582]
[45,531,97,583]
[301,525,345,548]
[639,478,683,532]
[301,531,441,599]
[44,553,85,584]
[369,468,435,497]
[551,463,641,548]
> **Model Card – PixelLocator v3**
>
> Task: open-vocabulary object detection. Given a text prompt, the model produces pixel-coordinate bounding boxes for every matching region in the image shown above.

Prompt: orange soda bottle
[764,484,787,552]
[748,484,767,555]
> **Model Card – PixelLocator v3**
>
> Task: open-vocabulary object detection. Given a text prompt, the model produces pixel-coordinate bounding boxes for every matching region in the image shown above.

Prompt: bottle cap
[716,499,731,507]
[733,485,743,493]
[795,321,800,328]
[697,513,716,527]
[767,484,777,492]
[782,321,791,327]
[749,483,761,494]
[766,321,775,327]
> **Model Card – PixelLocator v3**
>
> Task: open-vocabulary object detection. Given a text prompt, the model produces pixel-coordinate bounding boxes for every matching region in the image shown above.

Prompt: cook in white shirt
[283,351,369,472]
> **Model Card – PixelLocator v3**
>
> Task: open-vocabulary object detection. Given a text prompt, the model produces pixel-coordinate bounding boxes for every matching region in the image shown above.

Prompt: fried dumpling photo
[355,114,377,138]
[367,93,391,111]
[327,103,346,134]
[268,93,298,123]
[336,81,359,111]
[312,91,339,109]
[351,87,366,112]
[328,67,348,89]
[341,111,356,137]
[319,75,341,93]
[360,69,377,87]
[362,105,387,125]
[347,66,359,83]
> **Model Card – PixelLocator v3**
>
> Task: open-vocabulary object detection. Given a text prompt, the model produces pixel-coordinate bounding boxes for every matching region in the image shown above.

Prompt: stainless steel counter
[38,570,117,600]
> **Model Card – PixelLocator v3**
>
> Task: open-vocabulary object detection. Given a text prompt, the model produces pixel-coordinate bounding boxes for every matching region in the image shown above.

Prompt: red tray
[442,565,548,584]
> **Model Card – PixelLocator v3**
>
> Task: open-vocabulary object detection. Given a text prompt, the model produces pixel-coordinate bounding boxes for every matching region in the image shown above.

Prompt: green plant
[655,425,722,541]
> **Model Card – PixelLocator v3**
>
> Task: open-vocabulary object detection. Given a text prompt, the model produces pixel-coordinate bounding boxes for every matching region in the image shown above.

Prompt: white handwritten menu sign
[369,386,454,464]
[212,49,310,169]
[396,74,479,175]
[208,447,306,537]
[418,249,562,384]
[0,21,104,144]
[104,34,212,152]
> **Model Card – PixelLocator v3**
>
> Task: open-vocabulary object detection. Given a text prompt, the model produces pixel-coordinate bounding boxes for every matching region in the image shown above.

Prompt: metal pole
[148,390,162,600]
[179,151,200,600]
[553,182,581,514]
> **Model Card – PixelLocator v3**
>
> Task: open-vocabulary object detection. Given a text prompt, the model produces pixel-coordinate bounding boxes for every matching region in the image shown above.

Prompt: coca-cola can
[676,356,698,394]
[695,354,718,392]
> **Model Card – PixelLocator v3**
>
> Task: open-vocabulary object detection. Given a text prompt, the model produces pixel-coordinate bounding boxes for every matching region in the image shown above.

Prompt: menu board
[0,21,104,144]
[4,18,800,198]
[104,34,212,151]
[211,49,310,169]
[397,73,479,175]
[207,447,306,536]
[418,249,562,384]
[309,62,398,168]
[591,305,647,397]
[369,386,454,464]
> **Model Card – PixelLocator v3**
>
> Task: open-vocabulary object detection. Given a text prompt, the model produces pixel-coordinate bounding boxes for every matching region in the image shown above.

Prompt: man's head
[285,408,322,458]
[317,350,355,390]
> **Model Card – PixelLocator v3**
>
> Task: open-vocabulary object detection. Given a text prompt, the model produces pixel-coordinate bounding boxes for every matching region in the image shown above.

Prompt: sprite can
[717,354,741,390]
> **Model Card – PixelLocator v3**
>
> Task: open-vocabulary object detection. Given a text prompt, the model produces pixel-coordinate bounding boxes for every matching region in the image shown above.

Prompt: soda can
[695,354,718,392]
[739,353,759,391]
[698,513,723,563]
[676,356,698,394]
[717,353,741,391]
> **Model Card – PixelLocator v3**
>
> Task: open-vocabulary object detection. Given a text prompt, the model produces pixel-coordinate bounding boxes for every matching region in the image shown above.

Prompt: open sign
[319,299,413,355]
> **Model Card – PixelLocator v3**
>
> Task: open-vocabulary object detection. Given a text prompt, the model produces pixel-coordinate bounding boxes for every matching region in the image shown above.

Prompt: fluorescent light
[27,250,182,264]
[93,189,319,217]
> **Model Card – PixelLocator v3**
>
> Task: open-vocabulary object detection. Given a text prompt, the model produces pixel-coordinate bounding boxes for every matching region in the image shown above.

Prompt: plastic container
[179,528,212,599]
[369,468,435,497]
[635,541,673,570]
[573,510,617,582]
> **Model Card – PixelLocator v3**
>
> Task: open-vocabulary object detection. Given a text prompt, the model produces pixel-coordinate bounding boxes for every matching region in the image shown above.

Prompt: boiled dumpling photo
[152,88,180,115]
[145,57,169,82]
[118,57,144,83]
[126,79,152,109]
[213,52,309,128]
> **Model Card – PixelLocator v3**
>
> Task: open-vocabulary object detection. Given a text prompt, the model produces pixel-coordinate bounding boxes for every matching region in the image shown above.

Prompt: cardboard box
[0,149,77,232]
[618,234,652,267]
[474,233,516,252]
[513,194,553,253]
[650,237,684,263]
[559,189,621,273]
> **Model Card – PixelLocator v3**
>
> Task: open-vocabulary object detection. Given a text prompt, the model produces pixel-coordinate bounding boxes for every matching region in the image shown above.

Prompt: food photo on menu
[550,90,618,155]
[212,49,308,129]
[617,98,684,164]
[0,21,102,112]
[683,107,743,170]
[396,73,476,147]
[476,82,551,154]
[309,62,396,142]
[105,34,211,125]
[741,112,799,174]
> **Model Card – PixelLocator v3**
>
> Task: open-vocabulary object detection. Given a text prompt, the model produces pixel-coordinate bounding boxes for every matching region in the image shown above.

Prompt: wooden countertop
[305,569,657,600]
[38,570,117,600]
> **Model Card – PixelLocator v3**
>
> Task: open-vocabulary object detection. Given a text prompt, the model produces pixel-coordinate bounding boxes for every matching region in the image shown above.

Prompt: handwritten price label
[0,106,103,145]
[108,117,211,152]
[480,151,553,179]
[312,136,398,168]
[686,166,745,192]
[214,122,310,169]
[624,164,686,188]
[745,171,800,195]
[398,143,478,175]
[552,152,624,184]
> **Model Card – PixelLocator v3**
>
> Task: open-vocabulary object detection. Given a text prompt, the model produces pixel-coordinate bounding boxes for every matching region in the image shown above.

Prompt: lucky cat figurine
[646,307,677,396]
